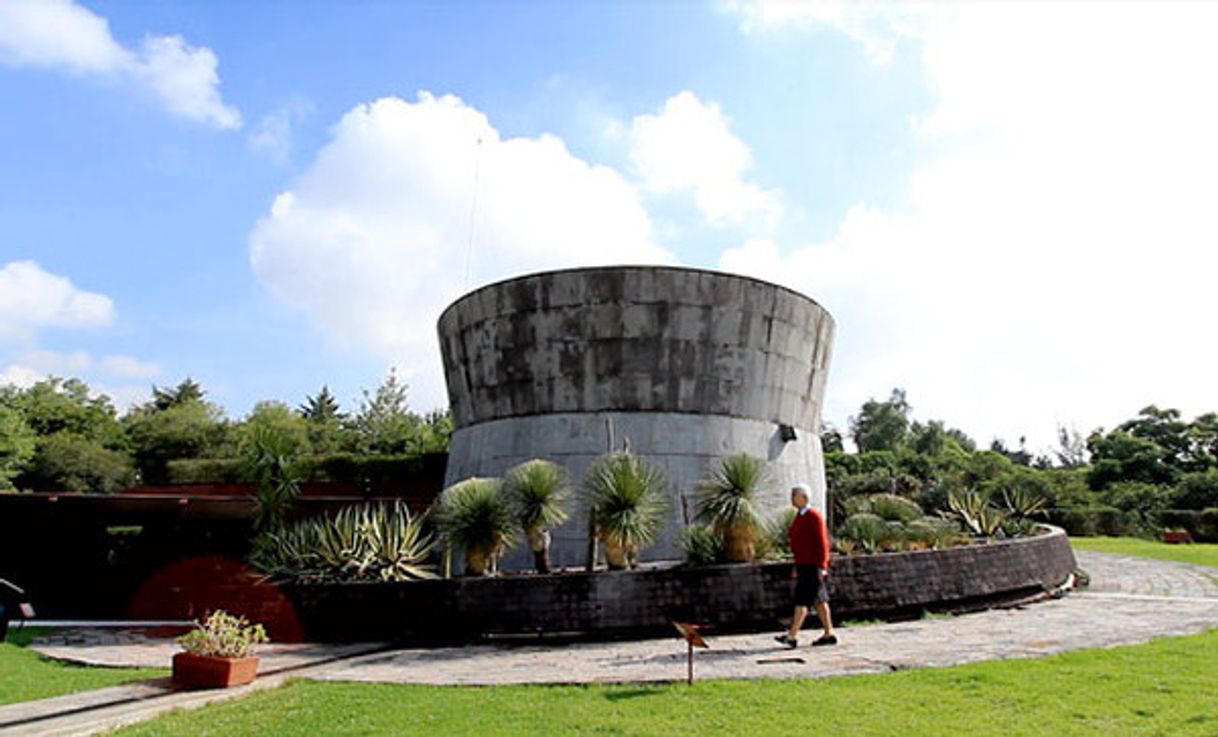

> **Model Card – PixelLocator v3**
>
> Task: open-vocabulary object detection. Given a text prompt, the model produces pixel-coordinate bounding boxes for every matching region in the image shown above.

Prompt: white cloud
[248,100,313,164]
[0,260,115,339]
[0,364,43,389]
[250,92,672,408]
[627,91,781,227]
[721,2,1218,452]
[99,355,161,380]
[0,0,240,128]
[727,1,926,65]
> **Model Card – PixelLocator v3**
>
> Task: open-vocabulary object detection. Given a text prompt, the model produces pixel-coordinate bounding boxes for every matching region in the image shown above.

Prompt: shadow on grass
[603,687,664,702]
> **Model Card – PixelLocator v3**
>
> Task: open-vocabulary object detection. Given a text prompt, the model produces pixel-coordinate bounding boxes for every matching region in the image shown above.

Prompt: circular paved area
[25,550,1218,686]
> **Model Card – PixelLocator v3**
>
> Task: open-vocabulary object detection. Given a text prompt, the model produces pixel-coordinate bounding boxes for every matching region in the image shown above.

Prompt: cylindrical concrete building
[438,266,834,567]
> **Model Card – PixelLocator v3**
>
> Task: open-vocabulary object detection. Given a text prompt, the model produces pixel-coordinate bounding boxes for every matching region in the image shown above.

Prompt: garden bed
[283,526,1076,643]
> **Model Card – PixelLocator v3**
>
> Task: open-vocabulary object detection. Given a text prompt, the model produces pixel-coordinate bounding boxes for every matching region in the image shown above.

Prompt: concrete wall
[446,412,826,569]
[438,266,835,564]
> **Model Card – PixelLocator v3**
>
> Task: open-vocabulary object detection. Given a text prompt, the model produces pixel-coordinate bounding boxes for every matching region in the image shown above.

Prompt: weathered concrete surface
[438,267,834,428]
[447,412,825,567]
[438,266,835,564]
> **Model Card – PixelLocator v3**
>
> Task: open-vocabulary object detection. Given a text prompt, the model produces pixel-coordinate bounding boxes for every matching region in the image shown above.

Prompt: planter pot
[172,652,259,689]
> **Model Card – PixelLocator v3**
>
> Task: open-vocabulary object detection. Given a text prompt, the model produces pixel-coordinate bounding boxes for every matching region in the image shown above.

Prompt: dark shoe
[812,634,838,647]
[774,634,798,649]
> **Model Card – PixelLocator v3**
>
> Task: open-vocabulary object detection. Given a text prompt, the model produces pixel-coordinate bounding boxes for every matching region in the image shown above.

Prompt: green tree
[353,369,421,454]
[22,432,134,493]
[123,392,228,485]
[237,401,311,458]
[150,378,206,411]
[850,388,911,452]
[909,420,975,456]
[1,377,125,448]
[1087,430,1177,490]
[298,386,351,454]
[0,405,35,489]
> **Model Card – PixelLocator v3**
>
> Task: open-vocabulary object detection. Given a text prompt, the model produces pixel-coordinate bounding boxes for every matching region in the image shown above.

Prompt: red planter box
[172,653,260,689]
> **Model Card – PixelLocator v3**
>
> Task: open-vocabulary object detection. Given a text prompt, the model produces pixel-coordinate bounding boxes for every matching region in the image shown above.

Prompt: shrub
[177,610,268,658]
[695,454,769,562]
[1173,471,1218,511]
[1154,509,1218,542]
[504,459,570,573]
[1046,506,1141,537]
[760,508,797,560]
[250,501,436,582]
[435,478,516,576]
[868,493,923,522]
[21,432,134,493]
[836,512,891,554]
[584,452,669,570]
[681,525,724,566]
[904,516,964,549]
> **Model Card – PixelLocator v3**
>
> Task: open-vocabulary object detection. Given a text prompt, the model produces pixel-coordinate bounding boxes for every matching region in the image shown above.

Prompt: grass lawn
[1071,536,1218,568]
[0,627,166,706]
[116,629,1218,737]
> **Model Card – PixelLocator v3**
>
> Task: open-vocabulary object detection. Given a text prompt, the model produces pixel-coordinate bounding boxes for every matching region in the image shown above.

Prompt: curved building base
[445,411,827,569]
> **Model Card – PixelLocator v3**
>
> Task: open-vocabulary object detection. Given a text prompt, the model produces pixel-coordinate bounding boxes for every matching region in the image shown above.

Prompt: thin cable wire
[463,137,483,289]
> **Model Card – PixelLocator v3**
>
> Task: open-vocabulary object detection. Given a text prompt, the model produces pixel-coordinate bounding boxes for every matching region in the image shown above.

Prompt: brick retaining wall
[285,526,1077,643]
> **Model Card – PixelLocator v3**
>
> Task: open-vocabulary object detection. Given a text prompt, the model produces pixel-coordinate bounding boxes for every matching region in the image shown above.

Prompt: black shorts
[793,565,829,606]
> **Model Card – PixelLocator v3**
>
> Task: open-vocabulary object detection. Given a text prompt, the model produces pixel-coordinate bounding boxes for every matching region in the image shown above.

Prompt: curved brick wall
[285,527,1077,643]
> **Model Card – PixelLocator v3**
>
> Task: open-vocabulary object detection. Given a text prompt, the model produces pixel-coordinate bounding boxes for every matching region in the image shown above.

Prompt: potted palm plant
[504,460,570,573]
[435,477,516,576]
[695,453,769,562]
[584,452,669,570]
[173,610,268,689]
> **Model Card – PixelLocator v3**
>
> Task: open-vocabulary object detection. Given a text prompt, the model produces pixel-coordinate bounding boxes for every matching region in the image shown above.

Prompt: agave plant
[504,459,571,573]
[694,454,769,562]
[584,452,669,570]
[947,489,1010,537]
[249,501,436,583]
[680,525,724,566]
[435,477,516,576]
[1001,486,1048,520]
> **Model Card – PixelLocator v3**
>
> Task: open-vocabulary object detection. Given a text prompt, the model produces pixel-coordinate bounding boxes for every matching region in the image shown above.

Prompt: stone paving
[3,550,1217,736]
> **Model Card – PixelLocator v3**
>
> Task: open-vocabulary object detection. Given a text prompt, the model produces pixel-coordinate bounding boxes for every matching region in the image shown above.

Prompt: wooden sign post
[672,621,710,685]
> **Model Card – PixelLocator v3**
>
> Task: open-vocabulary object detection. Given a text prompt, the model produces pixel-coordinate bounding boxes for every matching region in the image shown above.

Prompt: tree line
[0,371,450,493]
[826,389,1218,538]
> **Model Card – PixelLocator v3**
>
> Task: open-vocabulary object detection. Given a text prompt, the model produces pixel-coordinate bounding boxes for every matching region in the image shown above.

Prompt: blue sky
[3,1,1217,452]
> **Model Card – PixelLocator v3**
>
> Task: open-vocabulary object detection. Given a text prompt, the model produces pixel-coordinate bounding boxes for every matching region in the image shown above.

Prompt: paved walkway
[315,551,1218,685]
[3,550,1217,735]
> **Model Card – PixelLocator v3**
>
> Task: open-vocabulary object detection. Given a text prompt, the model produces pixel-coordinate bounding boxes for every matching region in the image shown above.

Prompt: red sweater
[789,507,830,568]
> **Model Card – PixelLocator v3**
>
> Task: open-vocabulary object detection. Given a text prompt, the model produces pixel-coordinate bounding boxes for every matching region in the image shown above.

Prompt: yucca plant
[435,477,516,576]
[503,460,570,573]
[695,453,769,562]
[249,501,436,583]
[584,452,669,570]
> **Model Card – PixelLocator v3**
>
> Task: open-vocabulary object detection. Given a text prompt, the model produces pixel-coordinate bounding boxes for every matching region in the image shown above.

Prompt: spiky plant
[1001,486,1048,520]
[680,525,724,566]
[947,489,1010,538]
[867,493,923,523]
[759,507,798,560]
[694,453,769,562]
[249,501,436,583]
[504,460,570,573]
[435,477,516,576]
[584,452,669,570]
[837,512,891,554]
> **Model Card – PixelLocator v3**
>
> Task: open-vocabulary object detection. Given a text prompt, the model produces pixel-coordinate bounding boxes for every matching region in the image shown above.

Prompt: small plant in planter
[504,459,571,574]
[435,477,516,576]
[173,610,269,690]
[584,452,669,570]
[695,453,768,562]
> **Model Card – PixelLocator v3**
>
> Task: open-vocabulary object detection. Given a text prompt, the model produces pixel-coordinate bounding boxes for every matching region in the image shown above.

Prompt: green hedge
[166,452,446,486]
[1155,508,1218,542]
[1046,506,1143,537]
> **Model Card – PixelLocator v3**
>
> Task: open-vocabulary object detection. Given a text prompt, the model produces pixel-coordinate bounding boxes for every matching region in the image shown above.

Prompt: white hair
[791,483,812,497]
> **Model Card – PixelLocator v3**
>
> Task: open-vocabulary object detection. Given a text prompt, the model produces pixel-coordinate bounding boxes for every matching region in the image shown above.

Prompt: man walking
[776,483,837,648]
